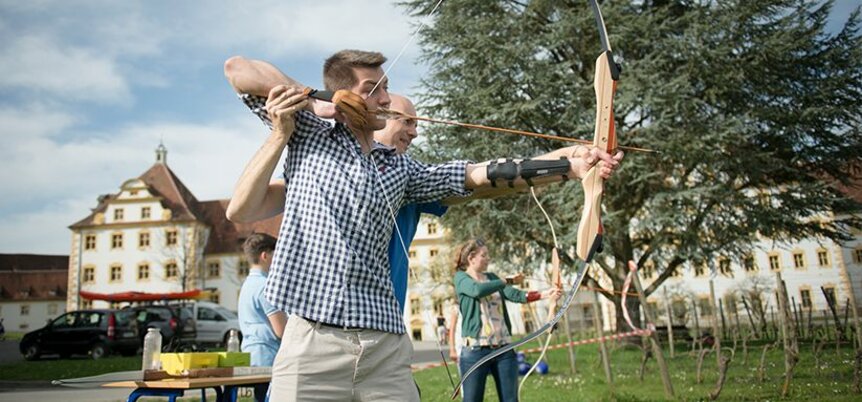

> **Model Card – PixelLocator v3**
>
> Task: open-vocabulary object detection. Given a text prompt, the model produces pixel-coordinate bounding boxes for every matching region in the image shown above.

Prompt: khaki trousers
[269,315,420,402]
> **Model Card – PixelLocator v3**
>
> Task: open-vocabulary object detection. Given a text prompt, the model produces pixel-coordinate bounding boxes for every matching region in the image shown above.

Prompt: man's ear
[260,250,271,263]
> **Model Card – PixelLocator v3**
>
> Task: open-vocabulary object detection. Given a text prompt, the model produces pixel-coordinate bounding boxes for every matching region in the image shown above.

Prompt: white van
[172,301,240,346]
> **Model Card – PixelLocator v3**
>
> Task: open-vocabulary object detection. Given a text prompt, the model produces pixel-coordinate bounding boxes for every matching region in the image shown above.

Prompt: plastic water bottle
[226,329,240,352]
[142,328,162,371]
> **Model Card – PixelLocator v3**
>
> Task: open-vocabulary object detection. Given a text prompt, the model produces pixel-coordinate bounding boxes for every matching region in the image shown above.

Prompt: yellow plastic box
[160,352,220,375]
[217,352,251,367]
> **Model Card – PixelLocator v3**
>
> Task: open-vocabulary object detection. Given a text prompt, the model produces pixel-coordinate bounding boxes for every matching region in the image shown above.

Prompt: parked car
[125,305,197,351]
[19,309,138,360]
[172,301,240,346]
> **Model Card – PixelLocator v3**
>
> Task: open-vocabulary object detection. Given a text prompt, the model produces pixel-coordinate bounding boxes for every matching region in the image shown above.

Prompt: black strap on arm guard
[487,159,519,188]
[520,158,571,186]
[487,158,571,188]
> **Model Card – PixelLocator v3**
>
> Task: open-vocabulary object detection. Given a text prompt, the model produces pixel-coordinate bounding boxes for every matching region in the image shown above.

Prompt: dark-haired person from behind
[238,232,286,402]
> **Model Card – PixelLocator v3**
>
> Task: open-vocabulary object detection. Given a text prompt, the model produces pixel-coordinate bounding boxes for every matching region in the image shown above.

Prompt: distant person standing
[238,233,287,402]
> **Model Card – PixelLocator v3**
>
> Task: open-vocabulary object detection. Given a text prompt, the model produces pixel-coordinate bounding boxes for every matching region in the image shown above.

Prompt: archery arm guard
[486,158,571,188]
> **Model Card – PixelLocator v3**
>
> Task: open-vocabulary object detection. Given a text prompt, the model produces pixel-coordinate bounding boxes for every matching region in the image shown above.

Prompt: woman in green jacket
[452,238,560,402]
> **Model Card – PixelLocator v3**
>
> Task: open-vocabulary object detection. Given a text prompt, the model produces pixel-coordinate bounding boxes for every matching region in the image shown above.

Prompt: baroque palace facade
[66,144,280,312]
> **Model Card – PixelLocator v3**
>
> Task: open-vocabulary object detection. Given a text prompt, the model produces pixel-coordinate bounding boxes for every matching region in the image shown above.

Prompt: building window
[768,253,780,271]
[209,291,220,304]
[410,297,421,315]
[433,299,444,316]
[694,262,706,277]
[238,260,250,277]
[723,293,738,315]
[21,305,30,315]
[166,230,178,246]
[84,234,96,250]
[429,249,439,258]
[793,252,805,269]
[111,233,123,249]
[139,232,150,248]
[138,264,150,280]
[698,297,713,316]
[800,289,812,308]
[114,208,124,221]
[81,300,93,309]
[110,265,123,282]
[817,249,830,267]
[141,207,151,219]
[642,263,655,279]
[427,223,438,235]
[207,261,220,278]
[408,249,417,258]
[854,249,862,264]
[823,286,836,305]
[743,254,757,272]
[719,258,732,276]
[165,262,179,279]
[83,266,95,283]
[48,303,58,315]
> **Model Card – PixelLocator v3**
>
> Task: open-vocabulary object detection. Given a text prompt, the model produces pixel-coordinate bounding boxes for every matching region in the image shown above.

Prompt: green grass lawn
[2,339,857,401]
[0,355,141,382]
[414,340,859,401]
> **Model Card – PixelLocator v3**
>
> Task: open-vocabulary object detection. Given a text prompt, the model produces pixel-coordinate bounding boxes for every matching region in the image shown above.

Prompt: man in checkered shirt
[224,50,621,401]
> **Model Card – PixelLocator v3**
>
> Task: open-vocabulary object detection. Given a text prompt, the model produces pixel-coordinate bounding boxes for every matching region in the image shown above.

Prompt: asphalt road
[0,341,21,365]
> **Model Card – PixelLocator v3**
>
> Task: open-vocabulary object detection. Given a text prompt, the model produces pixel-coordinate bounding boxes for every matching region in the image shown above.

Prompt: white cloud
[187,0,417,55]
[0,35,131,102]
[0,0,434,255]
[0,101,267,254]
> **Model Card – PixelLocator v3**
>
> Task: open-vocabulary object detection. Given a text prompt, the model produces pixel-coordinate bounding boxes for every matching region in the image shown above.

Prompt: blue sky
[0,0,428,254]
[0,0,859,255]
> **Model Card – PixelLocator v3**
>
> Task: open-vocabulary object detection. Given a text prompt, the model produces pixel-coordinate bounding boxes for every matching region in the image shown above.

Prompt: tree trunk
[776,272,799,398]
[663,287,675,358]
[630,274,675,397]
[709,352,732,400]
[592,290,613,389]
[562,312,577,375]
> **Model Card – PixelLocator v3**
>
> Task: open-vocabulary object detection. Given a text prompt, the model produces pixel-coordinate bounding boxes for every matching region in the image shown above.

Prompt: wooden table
[103,374,271,402]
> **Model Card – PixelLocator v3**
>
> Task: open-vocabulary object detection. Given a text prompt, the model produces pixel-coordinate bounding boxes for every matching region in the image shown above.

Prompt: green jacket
[454,271,528,340]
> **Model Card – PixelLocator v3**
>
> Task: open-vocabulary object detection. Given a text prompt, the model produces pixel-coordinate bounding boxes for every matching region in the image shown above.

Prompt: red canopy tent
[79,289,205,302]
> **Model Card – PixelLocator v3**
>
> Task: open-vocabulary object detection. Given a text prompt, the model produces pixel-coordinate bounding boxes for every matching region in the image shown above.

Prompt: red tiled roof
[0,254,68,301]
[70,162,204,228]
[198,200,281,254]
[834,163,862,204]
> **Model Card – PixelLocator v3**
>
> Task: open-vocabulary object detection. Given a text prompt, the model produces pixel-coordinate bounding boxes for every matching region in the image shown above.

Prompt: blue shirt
[238,268,279,366]
[389,202,448,312]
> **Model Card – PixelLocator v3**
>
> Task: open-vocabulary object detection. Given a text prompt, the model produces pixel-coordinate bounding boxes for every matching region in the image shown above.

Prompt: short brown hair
[453,238,486,271]
[323,49,387,91]
[242,233,277,265]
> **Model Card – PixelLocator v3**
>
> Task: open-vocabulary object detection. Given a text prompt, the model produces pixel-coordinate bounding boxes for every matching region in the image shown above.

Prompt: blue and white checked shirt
[241,94,471,334]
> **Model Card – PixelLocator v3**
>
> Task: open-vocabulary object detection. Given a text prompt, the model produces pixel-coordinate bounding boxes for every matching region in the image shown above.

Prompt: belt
[464,337,507,348]
[304,317,364,332]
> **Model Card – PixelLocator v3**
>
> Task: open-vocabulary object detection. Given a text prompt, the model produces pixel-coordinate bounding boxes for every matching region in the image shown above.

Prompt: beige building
[0,254,68,333]
[66,144,279,311]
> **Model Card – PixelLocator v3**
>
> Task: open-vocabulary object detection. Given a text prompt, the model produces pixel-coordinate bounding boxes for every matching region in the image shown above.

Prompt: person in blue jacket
[237,233,287,402]
[377,94,621,312]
